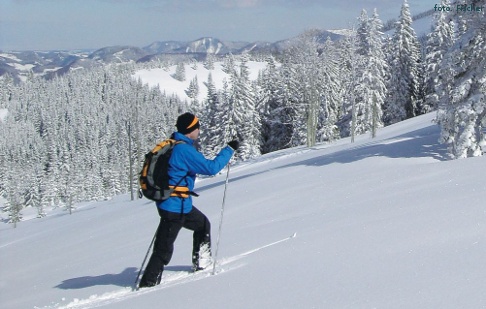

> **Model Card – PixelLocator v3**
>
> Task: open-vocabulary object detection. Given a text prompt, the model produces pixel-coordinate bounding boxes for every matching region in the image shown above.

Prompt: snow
[2,112,486,309]
[385,11,434,37]
[0,109,8,122]
[0,53,22,62]
[9,62,36,71]
[133,61,268,102]
[328,29,355,36]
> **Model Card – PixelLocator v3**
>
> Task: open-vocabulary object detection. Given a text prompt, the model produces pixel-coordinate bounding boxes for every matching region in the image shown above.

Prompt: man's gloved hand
[228,140,240,151]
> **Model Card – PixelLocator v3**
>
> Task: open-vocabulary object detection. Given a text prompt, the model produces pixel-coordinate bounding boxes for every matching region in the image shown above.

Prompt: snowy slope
[133,61,268,103]
[1,112,486,309]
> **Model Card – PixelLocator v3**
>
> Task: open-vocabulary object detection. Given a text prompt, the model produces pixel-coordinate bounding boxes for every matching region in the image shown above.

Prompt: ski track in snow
[42,233,296,309]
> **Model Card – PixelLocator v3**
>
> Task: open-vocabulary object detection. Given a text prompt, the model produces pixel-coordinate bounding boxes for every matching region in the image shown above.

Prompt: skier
[139,112,239,288]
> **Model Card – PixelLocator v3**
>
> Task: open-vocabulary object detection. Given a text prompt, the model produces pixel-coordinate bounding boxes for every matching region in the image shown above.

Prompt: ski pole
[212,163,231,275]
[133,228,157,290]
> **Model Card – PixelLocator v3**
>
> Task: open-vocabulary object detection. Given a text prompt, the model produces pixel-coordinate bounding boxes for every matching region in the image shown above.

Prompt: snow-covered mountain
[0,36,288,82]
[2,112,485,309]
[0,7,434,83]
[0,50,91,82]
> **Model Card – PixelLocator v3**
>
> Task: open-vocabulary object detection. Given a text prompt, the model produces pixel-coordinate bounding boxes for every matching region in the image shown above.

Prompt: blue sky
[1,0,438,51]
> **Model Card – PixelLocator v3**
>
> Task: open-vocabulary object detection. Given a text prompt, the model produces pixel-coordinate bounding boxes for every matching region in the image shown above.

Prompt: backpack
[138,139,184,202]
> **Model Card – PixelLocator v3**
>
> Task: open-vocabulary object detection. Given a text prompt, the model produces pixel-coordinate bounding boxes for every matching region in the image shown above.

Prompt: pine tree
[424,0,454,112]
[200,72,224,158]
[260,55,292,153]
[4,173,23,228]
[316,37,341,142]
[280,54,306,148]
[333,33,357,138]
[185,76,199,105]
[0,131,6,200]
[354,9,388,138]
[290,30,322,147]
[384,0,423,124]
[230,55,261,160]
[352,10,371,137]
[438,0,486,158]
[173,62,186,81]
[204,53,216,70]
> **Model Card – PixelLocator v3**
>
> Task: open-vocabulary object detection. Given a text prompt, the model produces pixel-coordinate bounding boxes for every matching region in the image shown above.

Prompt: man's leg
[139,210,182,287]
[183,206,211,271]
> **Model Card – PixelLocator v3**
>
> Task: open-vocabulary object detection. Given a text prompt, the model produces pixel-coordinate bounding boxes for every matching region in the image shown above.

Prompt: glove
[228,140,239,151]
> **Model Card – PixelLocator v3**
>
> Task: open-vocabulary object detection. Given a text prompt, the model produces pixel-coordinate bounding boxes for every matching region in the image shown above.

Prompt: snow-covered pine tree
[3,172,23,228]
[438,0,486,158]
[368,10,388,138]
[204,53,216,71]
[304,32,321,147]
[0,82,11,205]
[1,119,34,224]
[0,74,14,110]
[219,79,233,143]
[38,104,60,214]
[316,37,341,142]
[291,29,322,147]
[185,76,199,106]
[333,32,357,138]
[200,72,225,158]
[356,9,371,57]
[173,62,186,82]
[280,54,306,148]
[354,9,388,138]
[250,81,264,158]
[230,54,261,160]
[190,59,198,70]
[259,55,293,153]
[352,10,372,136]
[0,125,6,200]
[22,122,44,214]
[384,0,423,125]
[424,0,454,113]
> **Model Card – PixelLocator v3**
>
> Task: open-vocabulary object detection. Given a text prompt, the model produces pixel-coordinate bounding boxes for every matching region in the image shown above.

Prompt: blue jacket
[156,132,234,214]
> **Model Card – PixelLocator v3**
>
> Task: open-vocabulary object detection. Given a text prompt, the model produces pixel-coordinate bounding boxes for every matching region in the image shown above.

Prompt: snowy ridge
[185,37,224,54]
[2,112,486,308]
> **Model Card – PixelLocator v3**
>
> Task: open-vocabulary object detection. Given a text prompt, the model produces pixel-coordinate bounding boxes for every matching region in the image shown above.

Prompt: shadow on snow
[55,265,194,289]
[195,126,448,193]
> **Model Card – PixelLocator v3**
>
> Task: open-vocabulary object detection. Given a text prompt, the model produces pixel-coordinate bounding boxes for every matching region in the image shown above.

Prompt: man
[139,112,239,288]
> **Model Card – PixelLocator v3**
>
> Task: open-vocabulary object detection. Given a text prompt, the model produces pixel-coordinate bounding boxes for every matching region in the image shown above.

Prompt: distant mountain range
[0,8,434,83]
[0,31,345,82]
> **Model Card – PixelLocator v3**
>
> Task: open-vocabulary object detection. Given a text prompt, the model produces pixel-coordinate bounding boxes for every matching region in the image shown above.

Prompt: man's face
[187,128,200,140]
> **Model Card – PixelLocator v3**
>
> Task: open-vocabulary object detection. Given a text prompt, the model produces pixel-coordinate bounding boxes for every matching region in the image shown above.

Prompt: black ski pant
[140,205,211,285]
